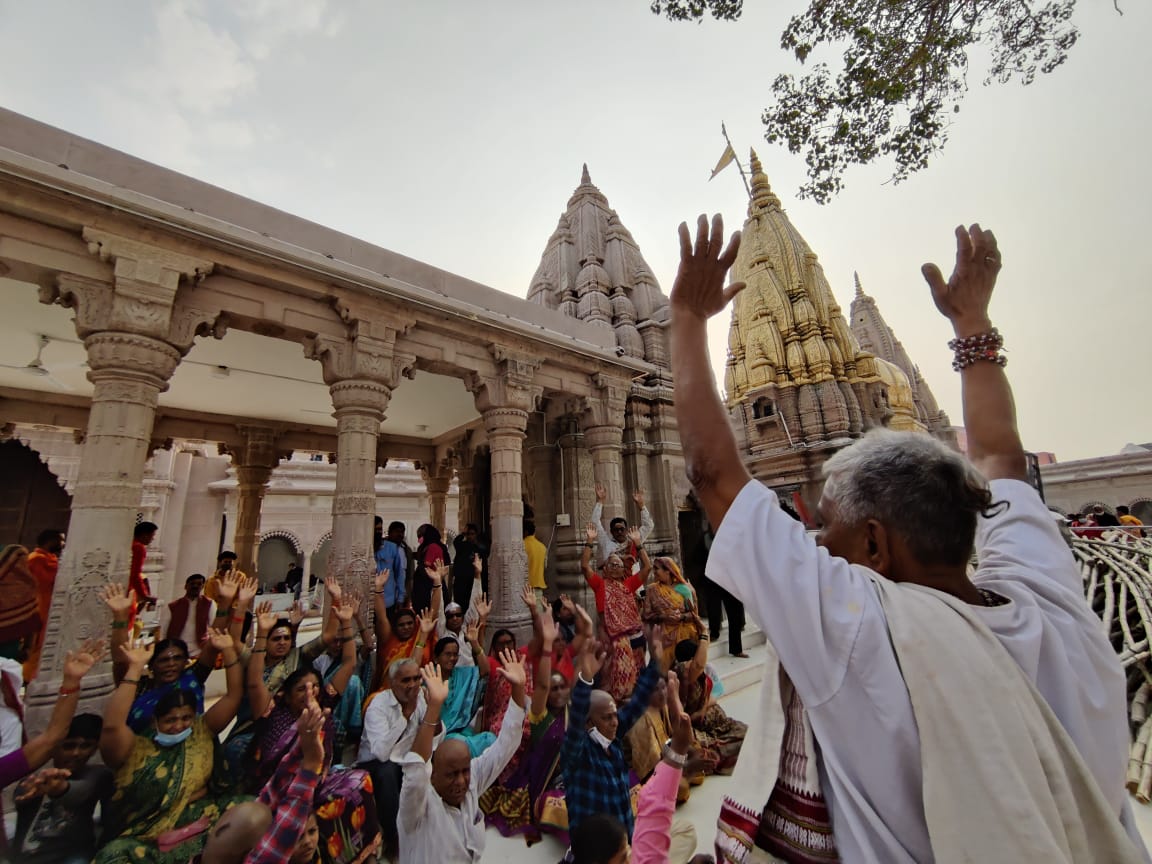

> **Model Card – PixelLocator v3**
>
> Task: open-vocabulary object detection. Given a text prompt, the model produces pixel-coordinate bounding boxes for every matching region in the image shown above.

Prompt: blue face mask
[153,727,193,748]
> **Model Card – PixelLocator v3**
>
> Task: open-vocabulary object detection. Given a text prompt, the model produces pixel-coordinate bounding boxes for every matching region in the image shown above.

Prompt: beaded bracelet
[111,621,129,630]
[948,328,1006,372]
[58,685,80,696]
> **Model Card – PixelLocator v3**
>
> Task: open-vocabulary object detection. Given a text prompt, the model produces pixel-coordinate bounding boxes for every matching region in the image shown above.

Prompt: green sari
[95,717,249,863]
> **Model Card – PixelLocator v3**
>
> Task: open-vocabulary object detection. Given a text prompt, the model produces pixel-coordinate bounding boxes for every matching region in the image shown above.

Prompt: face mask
[589,728,614,752]
[153,727,193,748]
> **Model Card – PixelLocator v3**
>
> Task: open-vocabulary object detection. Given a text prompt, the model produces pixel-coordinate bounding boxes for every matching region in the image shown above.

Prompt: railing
[1073,531,1152,800]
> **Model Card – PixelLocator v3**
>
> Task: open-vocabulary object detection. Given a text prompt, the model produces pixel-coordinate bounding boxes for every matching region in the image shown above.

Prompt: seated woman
[481,619,570,843]
[101,584,220,733]
[96,629,247,863]
[245,596,380,864]
[673,638,747,776]
[432,622,493,757]
[643,557,702,670]
[581,524,650,702]
[368,565,441,693]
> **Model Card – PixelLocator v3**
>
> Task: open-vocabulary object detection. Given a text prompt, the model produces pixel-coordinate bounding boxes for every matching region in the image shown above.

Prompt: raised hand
[647,627,665,668]
[118,638,154,672]
[472,552,482,573]
[627,526,643,546]
[100,583,135,618]
[542,616,561,648]
[237,575,259,607]
[574,601,594,630]
[594,481,607,503]
[669,214,744,321]
[560,594,576,615]
[326,575,343,605]
[633,489,646,509]
[418,607,437,637]
[420,662,449,706]
[256,601,278,634]
[520,582,536,610]
[206,627,233,652]
[297,698,327,773]
[666,670,694,755]
[474,594,491,621]
[289,602,306,628]
[427,559,449,585]
[921,224,1001,335]
[63,638,106,682]
[465,622,481,644]
[578,639,608,680]
[496,648,526,688]
[585,522,598,543]
[334,596,358,623]
[374,567,391,594]
[216,569,240,608]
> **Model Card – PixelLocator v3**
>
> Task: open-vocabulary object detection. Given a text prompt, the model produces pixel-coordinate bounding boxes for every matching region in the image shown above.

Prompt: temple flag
[709,143,737,180]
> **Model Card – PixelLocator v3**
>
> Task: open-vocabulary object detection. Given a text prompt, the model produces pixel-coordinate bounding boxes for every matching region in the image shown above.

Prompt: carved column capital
[329,379,392,419]
[466,348,542,415]
[84,332,182,395]
[235,424,287,469]
[305,332,413,391]
[584,372,630,429]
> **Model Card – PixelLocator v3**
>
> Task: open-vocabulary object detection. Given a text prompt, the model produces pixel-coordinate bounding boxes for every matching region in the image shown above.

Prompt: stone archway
[1131,499,1152,525]
[0,439,72,547]
[310,531,333,589]
[257,535,301,591]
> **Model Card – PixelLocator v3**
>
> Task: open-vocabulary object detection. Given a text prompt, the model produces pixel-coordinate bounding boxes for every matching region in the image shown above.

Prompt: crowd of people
[0,215,1147,863]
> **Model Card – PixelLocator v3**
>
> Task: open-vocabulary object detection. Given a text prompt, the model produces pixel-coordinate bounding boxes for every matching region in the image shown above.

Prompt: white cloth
[0,658,23,759]
[873,575,1143,863]
[708,478,1138,863]
[435,610,475,668]
[157,598,216,658]
[357,688,443,765]
[397,698,526,863]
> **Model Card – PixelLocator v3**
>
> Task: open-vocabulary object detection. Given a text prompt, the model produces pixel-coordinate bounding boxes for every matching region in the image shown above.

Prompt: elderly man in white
[671,214,1148,862]
[397,649,527,863]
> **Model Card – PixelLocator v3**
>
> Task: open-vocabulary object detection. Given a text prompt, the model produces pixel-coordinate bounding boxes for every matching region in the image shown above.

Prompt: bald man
[199,700,325,864]
[398,651,528,862]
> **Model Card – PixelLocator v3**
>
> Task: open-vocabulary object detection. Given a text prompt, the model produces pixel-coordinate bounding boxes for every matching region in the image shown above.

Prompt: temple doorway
[0,439,71,548]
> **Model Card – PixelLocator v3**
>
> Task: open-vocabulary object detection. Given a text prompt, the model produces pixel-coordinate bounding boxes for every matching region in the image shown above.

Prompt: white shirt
[707,478,1133,863]
[398,698,526,863]
[435,610,475,668]
[357,688,443,765]
[590,501,654,569]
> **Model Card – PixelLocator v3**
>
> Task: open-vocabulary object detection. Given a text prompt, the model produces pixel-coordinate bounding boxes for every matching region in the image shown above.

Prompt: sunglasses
[445,611,464,618]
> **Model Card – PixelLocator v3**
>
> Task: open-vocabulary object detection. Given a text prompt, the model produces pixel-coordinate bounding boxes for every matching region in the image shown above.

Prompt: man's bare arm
[670,214,751,528]
[922,224,1026,483]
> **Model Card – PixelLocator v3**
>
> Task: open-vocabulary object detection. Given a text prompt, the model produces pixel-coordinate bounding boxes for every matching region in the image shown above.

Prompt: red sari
[595,571,644,702]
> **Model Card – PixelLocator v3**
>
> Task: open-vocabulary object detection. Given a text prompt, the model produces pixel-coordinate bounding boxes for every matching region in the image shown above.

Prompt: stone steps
[706,623,768,697]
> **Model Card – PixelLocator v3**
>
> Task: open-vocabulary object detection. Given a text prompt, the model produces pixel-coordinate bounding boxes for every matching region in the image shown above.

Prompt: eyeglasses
[445,611,463,619]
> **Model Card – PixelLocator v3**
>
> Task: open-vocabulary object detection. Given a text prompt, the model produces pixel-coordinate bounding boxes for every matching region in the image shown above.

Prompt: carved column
[466,349,542,642]
[231,426,283,577]
[455,441,478,533]
[26,231,218,732]
[306,325,411,587]
[420,459,454,533]
[583,373,630,526]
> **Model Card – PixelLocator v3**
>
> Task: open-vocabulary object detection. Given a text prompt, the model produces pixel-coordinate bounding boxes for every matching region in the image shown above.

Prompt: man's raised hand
[922,223,1001,337]
[670,214,744,321]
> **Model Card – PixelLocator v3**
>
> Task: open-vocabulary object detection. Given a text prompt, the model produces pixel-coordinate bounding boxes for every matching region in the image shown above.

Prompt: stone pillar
[421,459,454,533]
[231,426,283,577]
[26,232,219,731]
[455,442,478,533]
[583,373,630,525]
[466,349,542,642]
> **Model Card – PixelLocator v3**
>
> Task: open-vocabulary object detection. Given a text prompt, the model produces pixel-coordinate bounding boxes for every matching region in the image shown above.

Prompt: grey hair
[388,657,418,682]
[822,429,997,566]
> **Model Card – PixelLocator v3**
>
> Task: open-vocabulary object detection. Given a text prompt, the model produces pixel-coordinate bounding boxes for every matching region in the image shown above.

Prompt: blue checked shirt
[560,660,661,837]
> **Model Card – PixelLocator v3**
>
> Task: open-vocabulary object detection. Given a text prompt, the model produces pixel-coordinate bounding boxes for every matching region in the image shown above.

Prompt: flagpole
[721,123,751,199]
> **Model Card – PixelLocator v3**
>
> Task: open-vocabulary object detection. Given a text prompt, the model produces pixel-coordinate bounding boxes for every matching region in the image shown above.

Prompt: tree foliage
[652,0,1081,203]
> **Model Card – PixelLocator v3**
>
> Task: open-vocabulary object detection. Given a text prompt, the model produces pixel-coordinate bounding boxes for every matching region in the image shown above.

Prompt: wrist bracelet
[662,744,688,767]
[215,609,230,617]
[120,677,140,686]
[251,648,267,654]
[948,328,1006,371]
[58,685,80,696]
[111,620,128,630]
[224,658,240,669]
[421,718,440,728]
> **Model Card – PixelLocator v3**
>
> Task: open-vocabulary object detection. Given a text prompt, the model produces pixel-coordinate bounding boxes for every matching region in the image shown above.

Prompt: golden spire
[748,149,781,212]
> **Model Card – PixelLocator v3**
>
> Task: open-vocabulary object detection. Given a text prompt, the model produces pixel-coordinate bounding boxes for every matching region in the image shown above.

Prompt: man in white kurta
[398,654,527,863]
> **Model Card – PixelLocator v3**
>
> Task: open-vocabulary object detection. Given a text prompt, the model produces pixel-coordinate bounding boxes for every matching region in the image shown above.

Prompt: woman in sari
[581,524,650,702]
[100,583,220,733]
[673,636,747,776]
[643,557,703,670]
[0,544,43,664]
[481,619,570,843]
[96,629,246,863]
[246,596,380,864]
[412,525,451,614]
[433,623,493,757]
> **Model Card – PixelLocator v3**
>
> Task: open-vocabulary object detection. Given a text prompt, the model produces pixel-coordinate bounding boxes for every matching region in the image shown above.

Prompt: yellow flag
[709,143,736,180]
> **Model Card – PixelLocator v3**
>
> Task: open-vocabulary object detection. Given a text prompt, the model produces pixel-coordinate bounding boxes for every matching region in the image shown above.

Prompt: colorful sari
[644,582,697,670]
[250,695,380,864]
[443,665,494,757]
[221,648,302,783]
[480,707,568,843]
[484,652,534,783]
[127,668,206,733]
[95,718,248,863]
[602,576,644,702]
[675,661,747,776]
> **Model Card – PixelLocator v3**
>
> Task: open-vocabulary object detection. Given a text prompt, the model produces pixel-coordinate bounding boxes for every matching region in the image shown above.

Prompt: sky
[0,0,1147,461]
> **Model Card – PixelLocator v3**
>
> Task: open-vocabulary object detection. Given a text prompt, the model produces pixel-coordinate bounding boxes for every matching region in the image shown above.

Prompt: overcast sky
[0,0,1147,461]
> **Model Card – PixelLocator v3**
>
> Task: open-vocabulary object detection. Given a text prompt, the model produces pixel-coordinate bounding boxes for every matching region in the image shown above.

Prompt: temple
[723,152,949,508]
